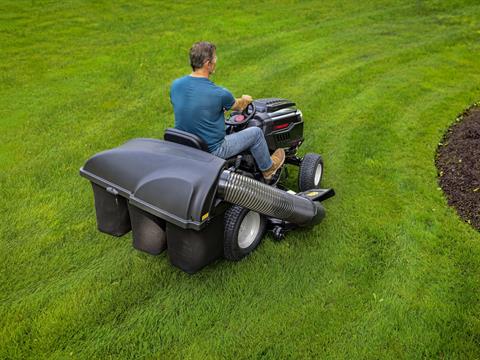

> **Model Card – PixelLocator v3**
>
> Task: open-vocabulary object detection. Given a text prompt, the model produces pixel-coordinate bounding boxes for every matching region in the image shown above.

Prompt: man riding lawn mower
[170,41,285,181]
[79,42,334,273]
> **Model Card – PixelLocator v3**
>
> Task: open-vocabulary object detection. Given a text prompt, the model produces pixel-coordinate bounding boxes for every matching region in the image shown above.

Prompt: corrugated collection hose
[217,170,325,226]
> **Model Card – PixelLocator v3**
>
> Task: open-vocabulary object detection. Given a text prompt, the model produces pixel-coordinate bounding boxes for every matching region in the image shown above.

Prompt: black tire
[298,153,324,191]
[223,205,266,261]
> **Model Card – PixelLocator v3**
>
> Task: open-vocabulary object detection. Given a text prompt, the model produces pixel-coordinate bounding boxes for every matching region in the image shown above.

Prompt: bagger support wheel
[224,205,266,261]
[298,153,324,191]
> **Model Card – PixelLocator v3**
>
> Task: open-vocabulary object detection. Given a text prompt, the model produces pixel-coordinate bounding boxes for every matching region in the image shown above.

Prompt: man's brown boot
[262,148,286,180]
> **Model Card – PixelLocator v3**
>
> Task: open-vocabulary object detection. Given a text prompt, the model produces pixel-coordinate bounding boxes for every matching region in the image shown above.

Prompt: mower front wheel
[298,153,324,191]
[224,205,266,261]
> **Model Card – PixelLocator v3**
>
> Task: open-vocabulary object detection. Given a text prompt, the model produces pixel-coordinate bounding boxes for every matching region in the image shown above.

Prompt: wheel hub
[314,164,323,185]
[238,211,261,249]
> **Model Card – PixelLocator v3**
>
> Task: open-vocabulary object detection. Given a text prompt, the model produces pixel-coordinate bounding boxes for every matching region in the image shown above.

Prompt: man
[170,41,285,180]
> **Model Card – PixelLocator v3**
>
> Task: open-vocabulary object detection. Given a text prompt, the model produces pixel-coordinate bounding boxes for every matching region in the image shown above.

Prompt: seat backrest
[164,128,209,152]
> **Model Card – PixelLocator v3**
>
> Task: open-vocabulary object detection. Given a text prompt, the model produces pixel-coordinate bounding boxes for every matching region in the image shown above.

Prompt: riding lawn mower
[80,98,335,273]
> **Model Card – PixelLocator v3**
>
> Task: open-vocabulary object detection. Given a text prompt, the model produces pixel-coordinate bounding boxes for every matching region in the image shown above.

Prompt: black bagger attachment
[80,138,334,273]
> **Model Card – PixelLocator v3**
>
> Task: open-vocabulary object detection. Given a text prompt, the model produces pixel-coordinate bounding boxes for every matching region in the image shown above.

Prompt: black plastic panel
[253,98,296,113]
[91,182,131,236]
[128,204,167,255]
[265,121,304,151]
[80,138,226,230]
[166,214,224,274]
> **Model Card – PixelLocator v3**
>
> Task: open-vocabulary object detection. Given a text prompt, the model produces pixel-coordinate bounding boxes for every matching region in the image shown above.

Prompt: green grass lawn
[1,0,480,358]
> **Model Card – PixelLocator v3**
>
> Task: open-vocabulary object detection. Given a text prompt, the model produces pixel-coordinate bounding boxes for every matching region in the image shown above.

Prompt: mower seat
[164,128,209,152]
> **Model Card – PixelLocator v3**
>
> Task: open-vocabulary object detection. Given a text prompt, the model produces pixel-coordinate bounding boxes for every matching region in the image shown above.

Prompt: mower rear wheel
[224,205,266,261]
[298,153,324,191]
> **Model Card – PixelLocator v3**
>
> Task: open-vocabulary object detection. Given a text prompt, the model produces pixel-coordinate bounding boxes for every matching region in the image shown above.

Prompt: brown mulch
[436,104,480,230]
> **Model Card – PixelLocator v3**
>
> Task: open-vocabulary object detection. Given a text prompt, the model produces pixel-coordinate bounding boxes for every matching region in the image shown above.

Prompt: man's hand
[241,94,253,103]
[231,94,253,111]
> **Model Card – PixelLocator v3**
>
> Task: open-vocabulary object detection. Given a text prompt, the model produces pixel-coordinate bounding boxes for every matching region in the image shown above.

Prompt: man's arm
[231,94,253,111]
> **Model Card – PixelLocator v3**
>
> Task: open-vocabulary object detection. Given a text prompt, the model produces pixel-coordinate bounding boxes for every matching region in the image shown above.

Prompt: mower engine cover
[80,138,226,230]
[247,98,304,150]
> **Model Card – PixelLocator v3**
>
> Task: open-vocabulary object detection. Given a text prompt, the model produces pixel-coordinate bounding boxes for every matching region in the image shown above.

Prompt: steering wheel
[225,102,256,126]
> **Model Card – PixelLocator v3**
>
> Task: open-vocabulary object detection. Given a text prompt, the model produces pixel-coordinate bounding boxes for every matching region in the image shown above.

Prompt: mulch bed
[436,104,480,230]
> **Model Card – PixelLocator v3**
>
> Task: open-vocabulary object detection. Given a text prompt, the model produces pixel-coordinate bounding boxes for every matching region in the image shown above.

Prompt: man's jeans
[211,127,273,171]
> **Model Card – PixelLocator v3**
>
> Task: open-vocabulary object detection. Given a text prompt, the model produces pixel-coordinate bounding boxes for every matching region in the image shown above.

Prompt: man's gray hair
[189,41,216,71]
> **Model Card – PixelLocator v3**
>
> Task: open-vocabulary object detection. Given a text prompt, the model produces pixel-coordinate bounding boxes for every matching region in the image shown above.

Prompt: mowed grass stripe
[0,7,472,208]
